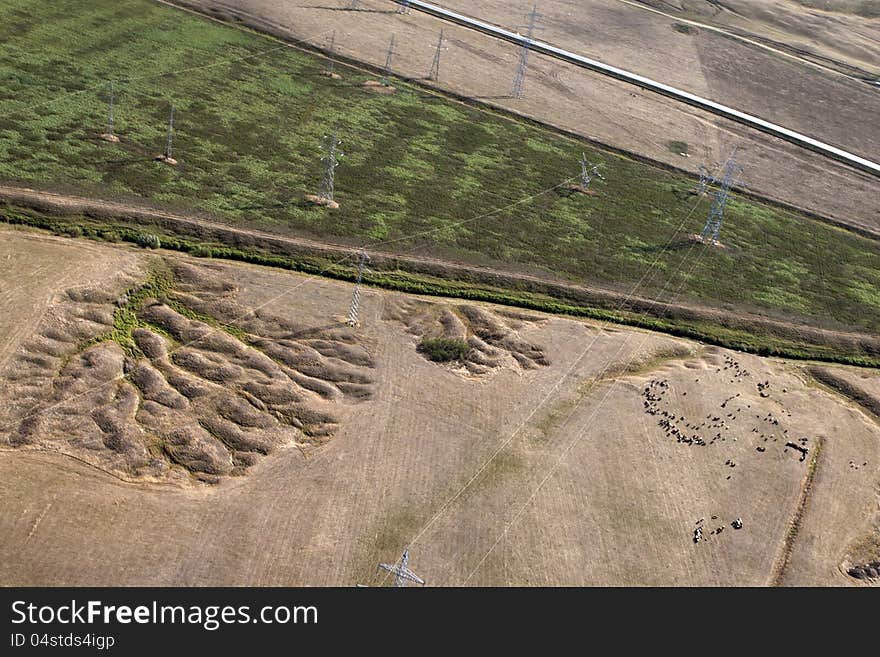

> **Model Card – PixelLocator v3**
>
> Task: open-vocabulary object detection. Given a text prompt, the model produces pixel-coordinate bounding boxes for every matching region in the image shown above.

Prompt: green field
[2,0,880,341]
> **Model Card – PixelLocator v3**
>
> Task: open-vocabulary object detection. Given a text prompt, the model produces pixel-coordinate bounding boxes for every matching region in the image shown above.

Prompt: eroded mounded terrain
[0,256,377,483]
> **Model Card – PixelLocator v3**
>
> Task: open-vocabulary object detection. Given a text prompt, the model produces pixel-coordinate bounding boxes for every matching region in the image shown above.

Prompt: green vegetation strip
[91,256,246,357]
[2,0,880,340]
[5,207,880,368]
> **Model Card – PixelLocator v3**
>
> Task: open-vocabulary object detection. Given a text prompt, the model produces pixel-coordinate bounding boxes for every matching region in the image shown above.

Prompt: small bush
[672,22,695,35]
[135,233,161,249]
[667,140,689,155]
[418,337,470,362]
[189,244,214,258]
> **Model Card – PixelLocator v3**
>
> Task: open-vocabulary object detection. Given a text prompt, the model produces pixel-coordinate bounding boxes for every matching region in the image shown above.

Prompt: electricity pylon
[326,30,337,76]
[106,81,115,137]
[319,133,342,202]
[700,149,742,244]
[382,35,396,86]
[428,29,445,82]
[512,5,542,99]
[347,249,370,327]
[378,549,425,587]
[580,153,604,190]
[163,105,175,160]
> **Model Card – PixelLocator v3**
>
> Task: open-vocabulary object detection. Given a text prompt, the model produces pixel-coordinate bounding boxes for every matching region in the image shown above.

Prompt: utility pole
[428,29,444,82]
[512,5,542,99]
[347,249,370,327]
[700,149,742,245]
[382,35,396,86]
[378,549,425,587]
[319,133,342,203]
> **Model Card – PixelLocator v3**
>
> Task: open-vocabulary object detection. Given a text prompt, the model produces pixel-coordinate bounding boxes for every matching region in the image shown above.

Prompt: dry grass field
[1,228,876,586]
[173,0,880,235]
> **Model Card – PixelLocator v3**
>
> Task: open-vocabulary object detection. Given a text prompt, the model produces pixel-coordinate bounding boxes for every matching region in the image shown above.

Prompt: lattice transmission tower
[319,133,342,202]
[326,30,337,76]
[700,149,742,245]
[347,249,371,327]
[512,5,542,99]
[165,106,176,159]
[397,0,411,14]
[696,164,712,195]
[580,153,604,190]
[106,81,115,136]
[378,549,425,587]
[382,35,397,86]
[428,29,445,82]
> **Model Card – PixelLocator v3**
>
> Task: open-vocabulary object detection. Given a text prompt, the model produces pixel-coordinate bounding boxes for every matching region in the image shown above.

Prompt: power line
[461,234,713,585]
[377,191,712,587]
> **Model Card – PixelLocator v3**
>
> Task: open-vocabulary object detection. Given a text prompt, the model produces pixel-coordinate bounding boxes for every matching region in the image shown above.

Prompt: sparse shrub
[417,337,470,362]
[135,233,161,249]
[189,244,214,258]
[672,22,695,35]
[667,140,689,155]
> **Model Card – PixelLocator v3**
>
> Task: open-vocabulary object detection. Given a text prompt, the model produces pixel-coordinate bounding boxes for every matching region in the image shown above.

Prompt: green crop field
[2,0,880,342]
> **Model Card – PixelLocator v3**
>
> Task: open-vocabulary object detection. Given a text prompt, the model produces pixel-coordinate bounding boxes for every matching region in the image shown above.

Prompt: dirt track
[167,0,880,235]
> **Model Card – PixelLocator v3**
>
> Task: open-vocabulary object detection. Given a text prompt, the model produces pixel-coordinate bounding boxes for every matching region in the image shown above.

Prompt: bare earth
[0,230,877,585]
[169,0,880,235]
